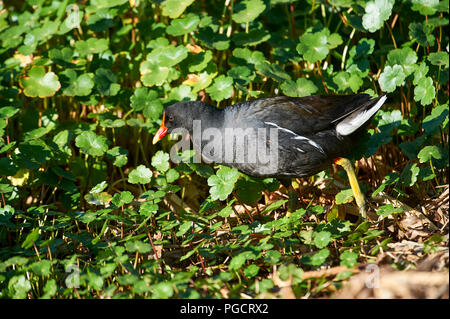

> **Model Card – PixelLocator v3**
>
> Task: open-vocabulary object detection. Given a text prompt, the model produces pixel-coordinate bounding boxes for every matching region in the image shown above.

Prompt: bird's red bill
[153,112,167,144]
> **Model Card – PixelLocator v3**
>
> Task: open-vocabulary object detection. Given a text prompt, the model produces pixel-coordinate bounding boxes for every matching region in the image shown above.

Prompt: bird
[152,94,387,219]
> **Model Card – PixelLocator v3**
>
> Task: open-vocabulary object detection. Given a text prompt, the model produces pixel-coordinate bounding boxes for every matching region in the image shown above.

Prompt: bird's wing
[238,94,376,135]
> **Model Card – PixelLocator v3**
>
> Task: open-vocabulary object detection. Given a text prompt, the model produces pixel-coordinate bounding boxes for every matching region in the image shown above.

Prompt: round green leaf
[313,231,332,249]
[232,0,266,23]
[409,23,435,47]
[140,62,170,87]
[205,75,233,102]
[130,87,163,120]
[378,65,406,93]
[95,68,120,96]
[281,78,318,97]
[340,251,358,268]
[296,29,342,63]
[418,145,442,163]
[161,0,195,19]
[166,14,200,36]
[207,166,240,201]
[128,165,153,184]
[428,51,449,68]
[151,151,170,172]
[61,69,94,96]
[20,66,61,98]
[75,131,109,157]
[362,0,394,33]
[414,76,436,105]
[411,0,439,15]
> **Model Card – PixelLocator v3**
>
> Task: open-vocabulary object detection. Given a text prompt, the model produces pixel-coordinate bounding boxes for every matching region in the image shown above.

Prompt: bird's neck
[188,104,224,134]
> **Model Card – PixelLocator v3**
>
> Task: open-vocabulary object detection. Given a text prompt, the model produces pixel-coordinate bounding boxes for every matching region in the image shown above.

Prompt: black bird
[152,94,387,218]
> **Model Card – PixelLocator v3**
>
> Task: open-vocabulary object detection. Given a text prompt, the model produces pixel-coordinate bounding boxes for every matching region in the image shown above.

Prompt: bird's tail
[335,95,387,136]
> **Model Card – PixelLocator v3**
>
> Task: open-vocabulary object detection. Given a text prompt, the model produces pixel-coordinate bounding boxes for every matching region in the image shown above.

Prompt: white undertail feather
[336,95,387,136]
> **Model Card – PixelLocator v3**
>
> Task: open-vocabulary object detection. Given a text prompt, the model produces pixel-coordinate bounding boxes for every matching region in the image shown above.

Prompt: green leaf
[0,106,19,119]
[387,47,418,76]
[362,0,394,33]
[166,168,180,183]
[166,14,200,36]
[414,76,436,105]
[296,28,342,63]
[409,23,435,47]
[42,279,57,298]
[125,240,152,253]
[333,71,363,93]
[130,87,163,119]
[346,38,375,75]
[61,69,94,96]
[335,189,354,205]
[411,0,439,15]
[167,85,197,103]
[75,131,109,157]
[280,78,318,97]
[205,75,233,102]
[111,191,134,207]
[29,260,53,276]
[140,62,170,87]
[20,66,60,98]
[301,248,330,266]
[128,165,153,184]
[313,231,332,249]
[192,71,216,93]
[95,68,120,96]
[428,51,449,68]
[243,264,260,278]
[376,204,403,218]
[21,227,39,249]
[229,253,247,270]
[161,0,195,19]
[262,199,287,214]
[232,0,266,23]
[74,38,109,56]
[8,275,31,299]
[232,28,271,47]
[90,181,108,193]
[232,48,266,66]
[264,250,281,264]
[106,146,128,167]
[400,163,420,187]
[151,151,170,172]
[422,103,449,135]
[196,28,230,50]
[340,251,358,268]
[236,176,264,205]
[255,61,291,82]
[413,62,429,85]
[147,45,189,67]
[228,66,252,85]
[378,65,406,93]
[186,50,213,72]
[418,145,442,163]
[207,166,240,201]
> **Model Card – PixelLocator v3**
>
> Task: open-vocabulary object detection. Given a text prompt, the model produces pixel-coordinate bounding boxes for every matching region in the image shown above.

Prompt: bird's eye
[168,116,174,121]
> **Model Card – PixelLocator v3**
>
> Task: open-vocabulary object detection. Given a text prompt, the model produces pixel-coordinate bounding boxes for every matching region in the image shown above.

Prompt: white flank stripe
[264,121,298,136]
[336,95,387,136]
[264,121,325,154]
[295,147,305,153]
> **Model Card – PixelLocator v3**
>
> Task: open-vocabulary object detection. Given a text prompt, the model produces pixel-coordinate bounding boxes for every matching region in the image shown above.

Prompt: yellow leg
[335,157,367,219]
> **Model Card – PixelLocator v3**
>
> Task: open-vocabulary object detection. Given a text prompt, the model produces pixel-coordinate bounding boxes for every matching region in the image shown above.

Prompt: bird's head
[152,101,212,144]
